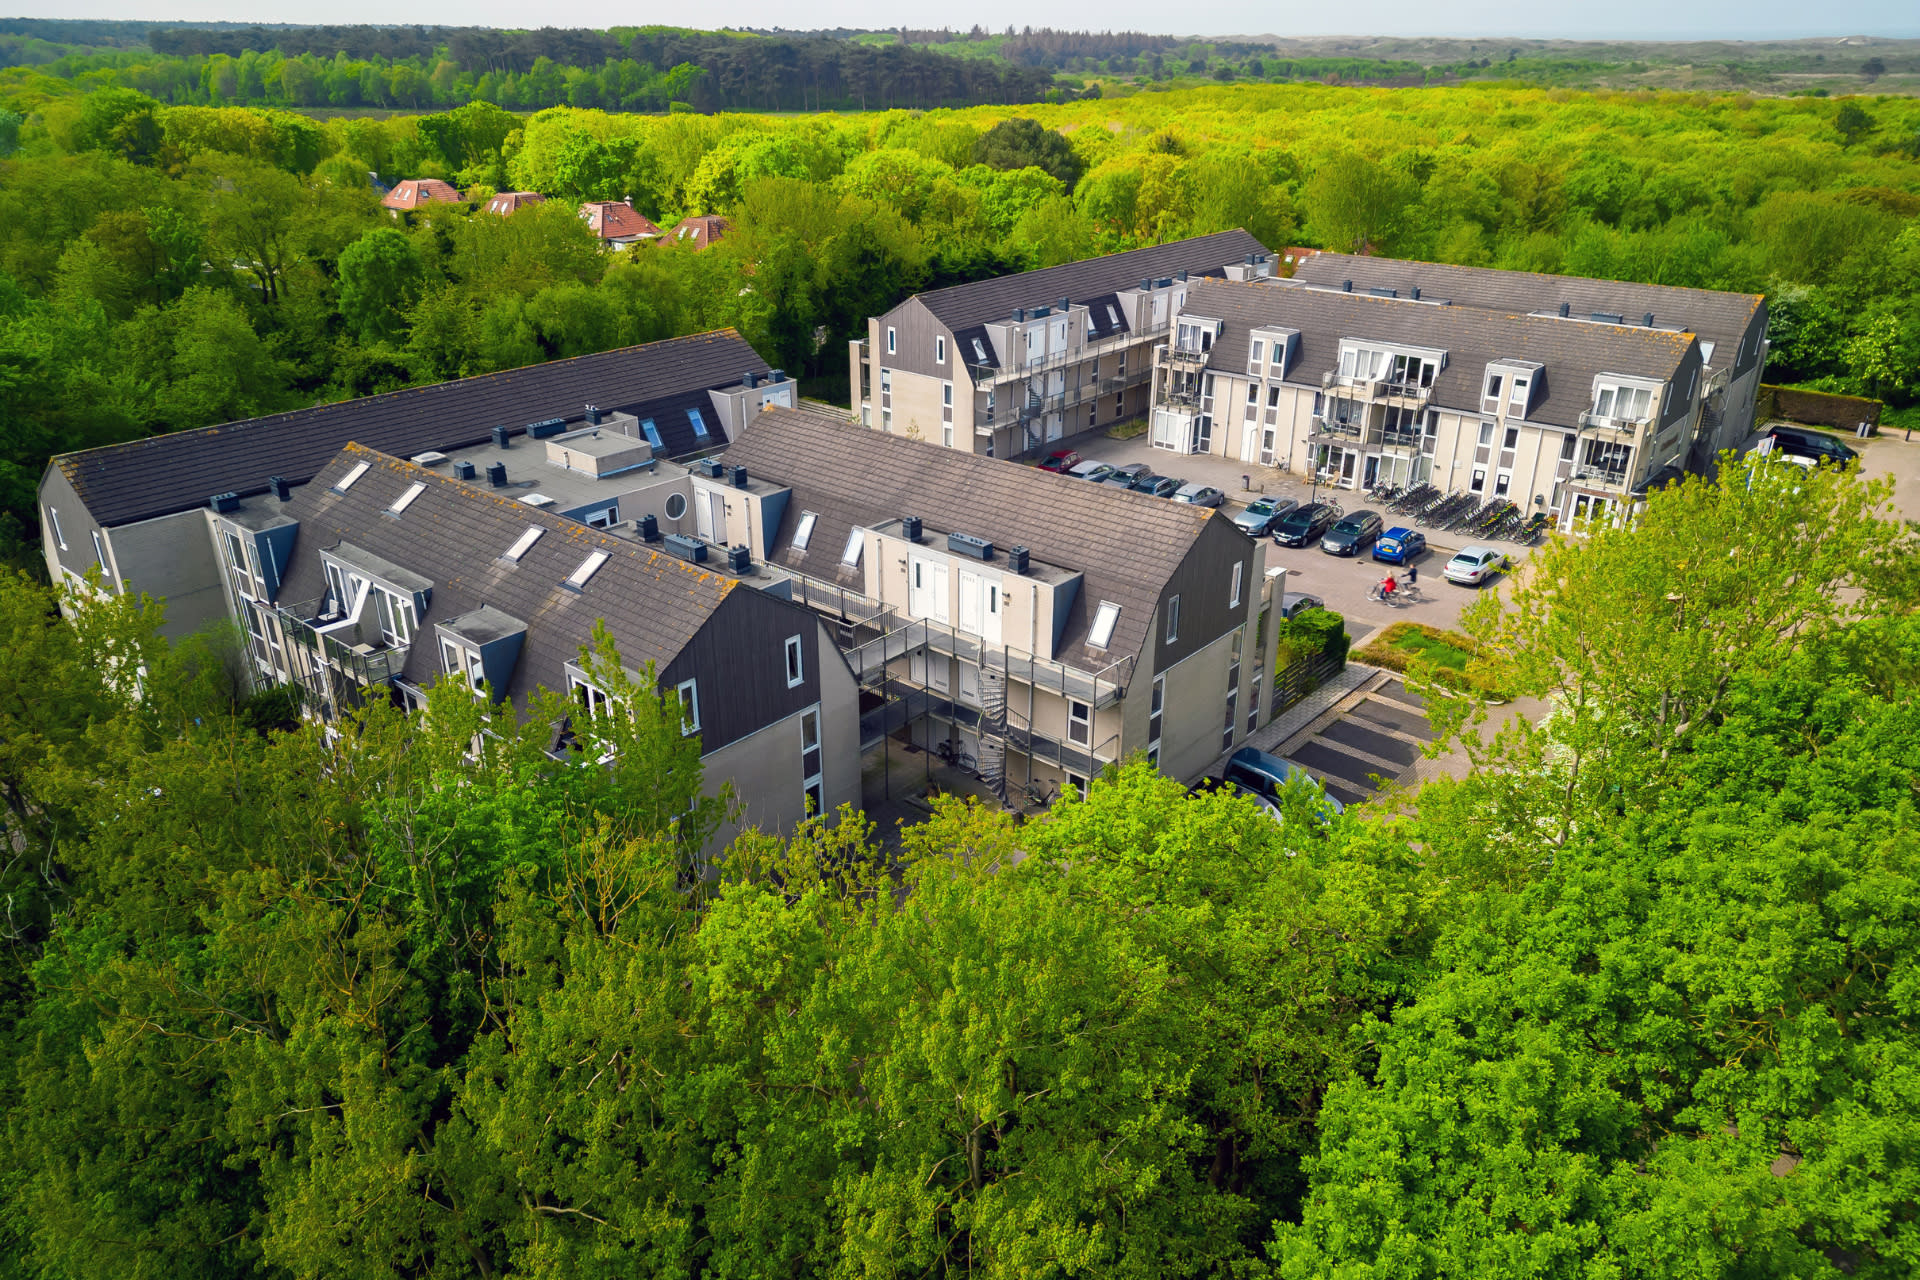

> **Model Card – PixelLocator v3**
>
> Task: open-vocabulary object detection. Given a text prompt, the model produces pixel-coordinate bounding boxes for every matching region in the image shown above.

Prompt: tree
[337,227,424,342]
[971,117,1082,189]
[1861,55,1887,81]
[1836,102,1876,148]
[74,88,162,165]
[1303,152,1416,254]
[193,153,307,304]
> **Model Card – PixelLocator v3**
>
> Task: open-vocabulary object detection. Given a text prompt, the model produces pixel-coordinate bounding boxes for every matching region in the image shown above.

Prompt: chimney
[743,370,759,388]
[768,368,786,383]
[1643,312,1655,327]
[491,424,511,449]
[486,462,507,487]
[1139,277,1152,291]
[730,465,749,488]
[726,544,751,574]
[585,403,603,425]
[453,460,476,481]
[209,492,240,514]
[1012,307,1025,321]
[1410,286,1421,301]
[269,476,291,501]
[1176,269,1189,282]
[1058,296,1069,312]
[1007,545,1031,575]
[1342,279,1353,292]
[901,515,923,544]
[639,513,661,542]
[1558,302,1570,317]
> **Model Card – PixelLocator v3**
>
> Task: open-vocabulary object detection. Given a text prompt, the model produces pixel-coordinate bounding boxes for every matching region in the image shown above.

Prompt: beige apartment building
[720,407,1281,804]
[1151,275,1726,530]
[851,230,1272,460]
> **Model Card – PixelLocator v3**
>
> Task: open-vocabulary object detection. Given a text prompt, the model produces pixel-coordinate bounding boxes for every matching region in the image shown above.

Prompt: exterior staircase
[978,670,1010,800]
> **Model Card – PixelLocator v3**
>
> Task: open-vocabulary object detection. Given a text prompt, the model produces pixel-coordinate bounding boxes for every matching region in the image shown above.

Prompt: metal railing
[1578,411,1648,433]
[974,366,1152,433]
[962,315,1171,385]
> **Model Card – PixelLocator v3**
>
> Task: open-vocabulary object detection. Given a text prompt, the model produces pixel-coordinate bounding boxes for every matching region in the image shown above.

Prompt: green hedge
[1276,607,1349,667]
[1761,384,1882,431]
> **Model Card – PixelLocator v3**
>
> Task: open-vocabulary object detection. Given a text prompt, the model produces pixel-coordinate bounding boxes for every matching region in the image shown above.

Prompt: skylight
[840,528,864,567]
[1089,601,1121,649]
[688,407,709,439]
[334,462,370,492]
[519,494,554,507]
[641,419,663,449]
[388,482,426,514]
[503,526,543,562]
[793,511,818,550]
[567,550,610,588]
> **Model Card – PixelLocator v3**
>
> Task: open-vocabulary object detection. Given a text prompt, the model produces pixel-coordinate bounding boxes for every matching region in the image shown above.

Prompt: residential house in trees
[671,214,732,250]
[580,200,663,249]
[484,191,546,215]
[381,178,463,213]
[850,230,1273,460]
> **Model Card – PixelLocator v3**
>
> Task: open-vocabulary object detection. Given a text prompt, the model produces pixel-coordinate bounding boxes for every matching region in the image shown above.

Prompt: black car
[1272,503,1338,547]
[1320,510,1384,556]
[1765,426,1858,467]
[1131,474,1182,498]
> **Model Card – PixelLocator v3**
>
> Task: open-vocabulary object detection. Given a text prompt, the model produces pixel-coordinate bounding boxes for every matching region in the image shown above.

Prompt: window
[1593,385,1653,422]
[784,635,804,688]
[585,508,615,529]
[1561,432,1578,461]
[1502,427,1520,450]
[1478,422,1495,446]
[1494,470,1512,497]
[664,493,688,521]
[1483,372,1503,402]
[1068,699,1091,746]
[942,382,953,407]
[687,408,709,439]
[570,674,611,718]
[880,369,891,393]
[387,482,426,515]
[943,422,954,448]
[800,708,823,818]
[1089,601,1120,648]
[1113,394,1124,421]
[1246,382,1259,406]
[1229,561,1243,609]
[676,679,700,735]
[334,461,370,492]
[1248,675,1261,733]
[882,409,893,431]
[1149,673,1165,748]
[841,528,864,567]
[1249,339,1265,372]
[971,337,990,364]
[45,507,64,550]
[442,638,486,692]
[935,335,946,364]
[886,327,898,355]
[1067,772,1088,800]
[1584,439,1633,476]
[1089,402,1097,428]
[371,585,414,648]
[1268,385,1282,409]
[91,530,108,573]
[793,511,818,550]
[1470,468,1487,493]
[641,419,663,449]
[567,550,610,589]
[222,529,253,600]
[1509,375,1530,408]
[1165,594,1180,644]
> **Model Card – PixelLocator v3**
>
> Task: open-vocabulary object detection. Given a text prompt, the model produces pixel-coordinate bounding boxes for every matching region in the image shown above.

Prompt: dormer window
[371,584,414,648]
[1249,339,1264,373]
[1593,384,1653,424]
[440,637,486,692]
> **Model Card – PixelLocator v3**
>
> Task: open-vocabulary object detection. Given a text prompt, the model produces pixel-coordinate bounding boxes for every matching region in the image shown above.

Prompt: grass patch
[1356,622,1501,695]
[1105,418,1149,440]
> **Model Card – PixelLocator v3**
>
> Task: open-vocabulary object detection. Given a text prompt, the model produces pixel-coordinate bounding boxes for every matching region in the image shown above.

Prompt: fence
[1759,384,1883,431]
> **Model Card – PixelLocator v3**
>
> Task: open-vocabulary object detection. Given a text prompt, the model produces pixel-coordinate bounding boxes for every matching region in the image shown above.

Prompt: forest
[0,430,1915,1278]
[1,79,1918,568]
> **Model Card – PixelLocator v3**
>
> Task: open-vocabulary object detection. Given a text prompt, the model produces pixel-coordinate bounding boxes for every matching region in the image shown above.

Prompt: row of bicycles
[1365,482,1551,545]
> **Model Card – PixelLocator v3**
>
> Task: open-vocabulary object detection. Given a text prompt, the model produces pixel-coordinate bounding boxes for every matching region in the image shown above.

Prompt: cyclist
[1379,572,1397,601]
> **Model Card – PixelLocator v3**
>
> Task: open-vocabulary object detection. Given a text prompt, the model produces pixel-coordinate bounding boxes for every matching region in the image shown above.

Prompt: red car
[1038,450,1081,473]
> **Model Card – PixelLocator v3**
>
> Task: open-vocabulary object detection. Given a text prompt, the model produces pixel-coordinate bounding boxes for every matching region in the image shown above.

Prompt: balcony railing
[1307,414,1365,441]
[974,366,1151,433]
[1379,428,1425,451]
[962,314,1171,385]
[1579,411,1648,433]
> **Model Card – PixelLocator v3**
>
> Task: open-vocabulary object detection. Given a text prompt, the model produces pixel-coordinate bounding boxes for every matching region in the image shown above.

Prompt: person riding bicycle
[1379,572,1398,601]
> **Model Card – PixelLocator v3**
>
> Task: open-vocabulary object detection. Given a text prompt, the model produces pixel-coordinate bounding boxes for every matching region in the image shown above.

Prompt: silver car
[1067,459,1116,483]
[1279,592,1325,620]
[1233,495,1300,536]
[1172,482,1225,508]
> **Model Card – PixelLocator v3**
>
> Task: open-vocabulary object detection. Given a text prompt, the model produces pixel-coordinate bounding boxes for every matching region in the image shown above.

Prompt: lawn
[1356,622,1494,694]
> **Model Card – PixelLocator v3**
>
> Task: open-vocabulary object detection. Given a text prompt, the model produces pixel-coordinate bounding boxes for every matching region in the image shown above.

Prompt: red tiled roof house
[580,201,663,249]
[485,191,547,216]
[381,179,463,213]
[671,214,732,250]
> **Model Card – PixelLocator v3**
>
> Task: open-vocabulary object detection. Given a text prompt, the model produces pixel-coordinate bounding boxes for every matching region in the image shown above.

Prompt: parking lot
[1066,429,1530,645]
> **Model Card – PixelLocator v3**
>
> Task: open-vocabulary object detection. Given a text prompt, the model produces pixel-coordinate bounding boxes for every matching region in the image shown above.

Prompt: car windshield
[1280,507,1317,526]
[1450,552,1482,565]
[1332,518,1363,534]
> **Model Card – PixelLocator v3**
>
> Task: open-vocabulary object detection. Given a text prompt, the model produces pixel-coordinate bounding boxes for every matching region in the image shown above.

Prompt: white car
[1444,545,1507,586]
[1067,460,1116,482]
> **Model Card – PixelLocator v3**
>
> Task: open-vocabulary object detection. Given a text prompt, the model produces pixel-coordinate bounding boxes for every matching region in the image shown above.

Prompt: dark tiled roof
[720,406,1216,671]
[1292,253,1764,360]
[278,443,737,700]
[1187,278,1697,430]
[58,330,768,529]
[912,229,1269,332]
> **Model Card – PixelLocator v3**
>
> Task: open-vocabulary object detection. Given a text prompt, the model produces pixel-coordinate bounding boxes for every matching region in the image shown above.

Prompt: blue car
[1373,527,1427,565]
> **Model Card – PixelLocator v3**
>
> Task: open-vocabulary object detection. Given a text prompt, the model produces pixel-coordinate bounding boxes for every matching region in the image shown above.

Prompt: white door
[909,556,950,622]
[1046,413,1064,442]
[693,487,714,539]
[957,662,980,705]
[983,579,1003,646]
[1195,415,1212,453]
[959,571,983,634]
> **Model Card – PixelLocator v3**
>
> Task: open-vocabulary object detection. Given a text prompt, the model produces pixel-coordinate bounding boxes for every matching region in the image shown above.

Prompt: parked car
[1278,591,1325,621]
[1133,474,1183,498]
[1444,544,1509,586]
[1038,450,1081,473]
[1320,510,1384,556]
[1105,462,1151,484]
[1764,426,1857,467]
[1233,495,1301,537]
[1067,459,1115,483]
[1172,482,1226,508]
[1272,503,1338,547]
[1372,527,1428,564]
[1187,774,1284,823]
[1222,747,1345,818]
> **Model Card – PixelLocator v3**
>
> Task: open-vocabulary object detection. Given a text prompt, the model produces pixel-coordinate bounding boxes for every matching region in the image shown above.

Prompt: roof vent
[487,462,507,487]
[730,465,749,488]
[948,531,994,561]
[411,450,449,466]
[1012,307,1025,321]
[269,476,291,501]
[701,458,725,478]
[1643,312,1655,327]
[901,515,923,544]
[1139,277,1152,292]
[585,404,603,425]
[663,533,706,563]
[1246,253,1257,265]
[726,544,751,574]
[1410,286,1422,301]
[1558,302,1571,318]
[1341,279,1353,292]
[453,460,476,481]
[491,425,511,449]
[1176,269,1189,282]
[1007,545,1031,575]
[519,494,554,508]
[1156,277,1173,289]
[528,417,567,438]
[638,513,661,542]
[1058,296,1069,311]
[768,368,786,383]
[1368,287,1397,298]
[209,492,240,514]
[744,370,759,388]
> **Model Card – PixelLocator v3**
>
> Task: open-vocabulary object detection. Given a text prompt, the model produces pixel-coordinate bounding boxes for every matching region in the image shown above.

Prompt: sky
[13,0,1920,39]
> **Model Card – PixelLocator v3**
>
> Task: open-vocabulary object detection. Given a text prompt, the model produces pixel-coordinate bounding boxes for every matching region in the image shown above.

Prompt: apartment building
[1150,278,1711,530]
[1291,254,1769,466]
[212,443,861,842]
[40,330,789,642]
[718,406,1279,803]
[851,229,1272,461]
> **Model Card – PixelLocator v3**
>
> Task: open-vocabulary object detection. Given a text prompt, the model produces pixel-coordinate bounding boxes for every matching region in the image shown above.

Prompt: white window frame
[1165,594,1180,644]
[784,634,804,688]
[46,507,65,550]
[1229,561,1243,609]
[567,550,610,589]
[388,482,426,515]
[1249,339,1264,374]
[371,584,414,648]
[800,707,823,819]
[1068,699,1091,747]
[1088,601,1120,649]
[935,334,946,364]
[569,673,612,718]
[840,528,864,567]
[334,461,369,492]
[886,326,896,355]
[676,678,700,736]
[792,511,818,550]
[503,526,543,562]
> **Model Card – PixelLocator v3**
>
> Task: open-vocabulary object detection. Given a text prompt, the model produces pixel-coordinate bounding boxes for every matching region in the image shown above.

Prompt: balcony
[1307,413,1366,443]
[974,364,1153,433]
[1379,428,1425,452]
[1579,410,1647,434]
[962,314,1170,386]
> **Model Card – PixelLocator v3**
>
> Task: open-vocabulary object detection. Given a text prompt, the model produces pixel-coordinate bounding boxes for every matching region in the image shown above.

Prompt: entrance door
[957,662,980,705]
[1261,426,1277,466]
[1195,414,1213,453]
[958,570,983,634]
[1362,455,1381,489]
[1338,450,1358,487]
[909,556,950,622]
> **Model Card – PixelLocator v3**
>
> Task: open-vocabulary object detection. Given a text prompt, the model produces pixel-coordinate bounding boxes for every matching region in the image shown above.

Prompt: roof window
[793,511,818,550]
[1089,601,1121,649]
[334,462,370,493]
[640,419,663,449]
[503,526,544,562]
[387,482,426,514]
[688,408,709,439]
[567,550,610,589]
[840,528,864,567]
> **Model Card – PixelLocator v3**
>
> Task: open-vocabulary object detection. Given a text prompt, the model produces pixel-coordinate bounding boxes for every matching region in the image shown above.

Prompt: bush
[1355,621,1499,695]
[1277,607,1349,666]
